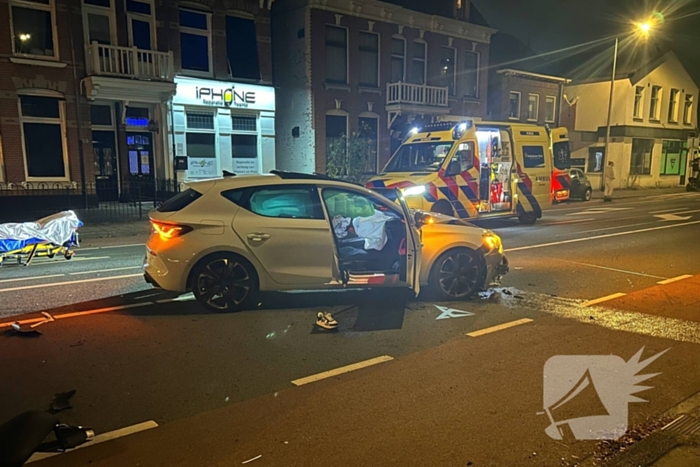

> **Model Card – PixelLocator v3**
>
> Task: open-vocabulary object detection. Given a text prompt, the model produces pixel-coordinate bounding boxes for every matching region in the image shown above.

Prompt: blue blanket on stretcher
[0,211,82,254]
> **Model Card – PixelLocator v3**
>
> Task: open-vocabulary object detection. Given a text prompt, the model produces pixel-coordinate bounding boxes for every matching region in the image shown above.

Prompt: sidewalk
[77,220,151,246]
[590,186,687,200]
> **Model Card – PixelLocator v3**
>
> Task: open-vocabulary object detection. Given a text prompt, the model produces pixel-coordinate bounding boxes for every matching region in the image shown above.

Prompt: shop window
[19,94,67,179]
[10,0,57,59]
[359,31,379,87]
[438,46,456,95]
[248,186,322,219]
[683,94,694,125]
[325,25,347,84]
[127,0,154,50]
[186,132,216,178]
[509,92,521,120]
[660,140,687,176]
[180,8,212,73]
[463,51,479,98]
[390,37,405,83]
[90,105,113,126]
[545,96,556,123]
[226,16,260,80]
[587,147,605,173]
[649,85,662,120]
[359,116,378,173]
[411,41,426,85]
[527,94,539,121]
[186,111,215,130]
[633,86,644,119]
[232,135,257,159]
[630,138,654,175]
[232,115,256,132]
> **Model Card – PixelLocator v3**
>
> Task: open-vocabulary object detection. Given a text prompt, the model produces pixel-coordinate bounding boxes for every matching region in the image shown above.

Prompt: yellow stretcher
[0,240,77,267]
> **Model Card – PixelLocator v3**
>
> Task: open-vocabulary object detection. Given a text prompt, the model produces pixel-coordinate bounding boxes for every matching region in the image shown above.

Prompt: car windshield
[383,142,454,173]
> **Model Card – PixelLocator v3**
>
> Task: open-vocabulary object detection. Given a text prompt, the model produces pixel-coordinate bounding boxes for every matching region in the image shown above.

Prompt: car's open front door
[395,190,422,296]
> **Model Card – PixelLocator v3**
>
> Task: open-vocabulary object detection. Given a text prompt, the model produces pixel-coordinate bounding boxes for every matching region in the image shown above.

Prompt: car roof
[184,171,364,192]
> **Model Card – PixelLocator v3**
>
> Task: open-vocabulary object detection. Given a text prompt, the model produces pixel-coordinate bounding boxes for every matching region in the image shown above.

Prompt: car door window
[226,185,323,219]
[322,188,401,221]
[570,170,579,180]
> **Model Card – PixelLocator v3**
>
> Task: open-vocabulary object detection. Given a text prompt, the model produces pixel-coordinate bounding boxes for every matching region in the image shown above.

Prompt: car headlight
[402,185,426,197]
[482,232,503,253]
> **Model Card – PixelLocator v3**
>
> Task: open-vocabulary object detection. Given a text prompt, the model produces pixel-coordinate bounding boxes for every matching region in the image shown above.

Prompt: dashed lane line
[551,259,667,279]
[27,420,159,463]
[291,356,394,386]
[466,318,534,337]
[582,293,627,307]
[658,274,694,285]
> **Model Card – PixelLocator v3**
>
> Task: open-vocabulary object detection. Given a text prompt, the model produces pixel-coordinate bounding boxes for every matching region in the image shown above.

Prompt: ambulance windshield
[384,142,454,173]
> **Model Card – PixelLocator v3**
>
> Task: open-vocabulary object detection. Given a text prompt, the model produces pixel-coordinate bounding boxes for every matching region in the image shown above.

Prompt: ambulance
[550,127,573,202]
[366,120,571,224]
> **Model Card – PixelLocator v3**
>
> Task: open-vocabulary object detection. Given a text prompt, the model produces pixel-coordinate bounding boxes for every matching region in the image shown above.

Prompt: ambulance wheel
[429,248,484,301]
[518,212,538,225]
[582,188,592,201]
[430,201,454,217]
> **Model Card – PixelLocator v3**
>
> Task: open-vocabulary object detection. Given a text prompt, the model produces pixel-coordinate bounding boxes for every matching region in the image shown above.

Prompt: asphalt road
[1,191,699,466]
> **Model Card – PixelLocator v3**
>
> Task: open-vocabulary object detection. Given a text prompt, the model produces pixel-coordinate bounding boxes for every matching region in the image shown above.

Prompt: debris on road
[10,312,55,335]
[49,389,77,414]
[242,454,262,464]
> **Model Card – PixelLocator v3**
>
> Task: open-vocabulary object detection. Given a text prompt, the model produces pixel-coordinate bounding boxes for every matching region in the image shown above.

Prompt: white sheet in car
[352,210,393,251]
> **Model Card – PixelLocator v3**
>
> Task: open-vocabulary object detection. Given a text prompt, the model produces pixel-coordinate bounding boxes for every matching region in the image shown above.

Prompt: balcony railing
[386,82,449,107]
[85,42,174,82]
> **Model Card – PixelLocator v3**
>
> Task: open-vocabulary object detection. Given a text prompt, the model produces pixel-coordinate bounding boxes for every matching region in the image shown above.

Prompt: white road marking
[654,213,692,221]
[242,454,263,464]
[657,274,693,285]
[582,293,627,307]
[435,305,474,320]
[566,207,634,216]
[27,420,159,463]
[546,218,596,225]
[552,259,667,279]
[291,355,394,386]
[505,220,700,252]
[466,318,533,337]
[28,256,111,265]
[673,208,700,215]
[69,266,142,275]
[79,243,145,251]
[0,273,142,293]
[0,274,64,284]
[648,207,692,214]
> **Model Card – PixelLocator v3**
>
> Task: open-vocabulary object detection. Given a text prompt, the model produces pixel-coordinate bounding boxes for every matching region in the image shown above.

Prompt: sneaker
[316,312,338,330]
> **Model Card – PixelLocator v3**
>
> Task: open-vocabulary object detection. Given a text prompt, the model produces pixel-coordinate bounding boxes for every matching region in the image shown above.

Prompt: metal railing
[85,42,174,81]
[0,178,182,224]
[386,82,449,107]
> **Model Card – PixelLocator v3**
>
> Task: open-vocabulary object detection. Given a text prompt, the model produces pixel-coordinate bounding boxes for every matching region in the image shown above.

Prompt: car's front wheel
[191,253,258,312]
[429,249,484,301]
[582,188,592,201]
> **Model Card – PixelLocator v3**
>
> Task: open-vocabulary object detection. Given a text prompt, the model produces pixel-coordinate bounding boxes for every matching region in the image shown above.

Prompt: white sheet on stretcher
[0,210,82,246]
[352,210,392,251]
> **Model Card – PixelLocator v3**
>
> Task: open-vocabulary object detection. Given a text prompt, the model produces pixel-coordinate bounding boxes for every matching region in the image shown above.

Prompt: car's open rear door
[395,190,422,296]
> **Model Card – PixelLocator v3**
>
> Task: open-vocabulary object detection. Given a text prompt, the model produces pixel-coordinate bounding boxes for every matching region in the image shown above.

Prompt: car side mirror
[445,160,461,177]
[414,211,428,228]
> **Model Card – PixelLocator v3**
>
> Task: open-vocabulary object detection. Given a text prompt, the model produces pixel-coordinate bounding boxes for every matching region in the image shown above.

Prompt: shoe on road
[316,312,338,330]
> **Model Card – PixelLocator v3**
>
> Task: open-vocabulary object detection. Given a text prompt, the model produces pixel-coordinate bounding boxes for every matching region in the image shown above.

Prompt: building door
[92,130,118,202]
[127,132,155,198]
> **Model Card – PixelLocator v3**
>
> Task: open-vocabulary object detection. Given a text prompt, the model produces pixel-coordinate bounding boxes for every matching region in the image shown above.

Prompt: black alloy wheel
[430,249,483,301]
[192,253,258,312]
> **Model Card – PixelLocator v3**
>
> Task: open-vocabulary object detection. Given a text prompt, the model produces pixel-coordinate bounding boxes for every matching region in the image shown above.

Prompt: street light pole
[601,36,619,191]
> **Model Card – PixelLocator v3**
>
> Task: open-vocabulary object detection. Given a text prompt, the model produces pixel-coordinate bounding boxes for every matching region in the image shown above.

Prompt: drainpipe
[165,1,178,189]
[67,5,88,208]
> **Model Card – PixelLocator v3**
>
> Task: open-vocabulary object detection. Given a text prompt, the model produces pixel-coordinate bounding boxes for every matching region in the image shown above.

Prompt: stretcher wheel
[64,251,74,260]
[48,252,56,258]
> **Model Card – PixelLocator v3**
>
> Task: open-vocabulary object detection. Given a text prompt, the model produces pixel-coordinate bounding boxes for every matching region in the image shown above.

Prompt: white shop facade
[171,76,276,181]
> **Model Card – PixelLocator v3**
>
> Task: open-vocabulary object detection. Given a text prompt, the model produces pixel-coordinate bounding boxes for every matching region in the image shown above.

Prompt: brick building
[271,0,495,174]
[0,0,274,214]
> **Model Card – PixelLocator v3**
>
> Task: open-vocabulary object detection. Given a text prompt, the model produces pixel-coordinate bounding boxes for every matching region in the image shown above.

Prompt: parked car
[569,168,593,201]
[144,172,508,312]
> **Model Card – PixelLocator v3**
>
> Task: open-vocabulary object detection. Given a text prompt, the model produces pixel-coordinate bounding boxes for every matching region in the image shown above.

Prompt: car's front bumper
[483,248,509,286]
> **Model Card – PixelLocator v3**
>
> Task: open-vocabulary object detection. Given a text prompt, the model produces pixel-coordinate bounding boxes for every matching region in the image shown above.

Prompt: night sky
[472,0,700,81]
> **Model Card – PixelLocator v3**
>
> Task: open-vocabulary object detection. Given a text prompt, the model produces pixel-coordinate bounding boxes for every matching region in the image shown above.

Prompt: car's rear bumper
[144,247,189,293]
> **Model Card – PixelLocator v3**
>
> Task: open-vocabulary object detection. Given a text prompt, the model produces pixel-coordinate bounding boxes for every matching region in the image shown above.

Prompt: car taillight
[151,220,193,240]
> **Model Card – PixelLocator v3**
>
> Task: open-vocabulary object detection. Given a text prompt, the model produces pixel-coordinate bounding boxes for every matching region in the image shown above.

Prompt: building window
[19,94,67,179]
[326,114,347,164]
[633,86,644,119]
[180,8,212,73]
[359,31,379,87]
[325,25,347,84]
[683,94,694,125]
[390,37,405,83]
[232,115,257,132]
[544,96,556,123]
[82,0,116,45]
[668,89,680,123]
[587,147,605,173]
[630,138,654,175]
[127,0,154,50]
[232,135,257,159]
[509,91,521,120]
[226,16,260,80]
[649,85,662,121]
[660,140,687,176]
[359,116,379,173]
[412,41,426,85]
[439,46,456,95]
[462,51,479,98]
[527,94,539,121]
[90,104,113,126]
[232,114,258,173]
[10,0,58,59]
[186,111,215,130]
